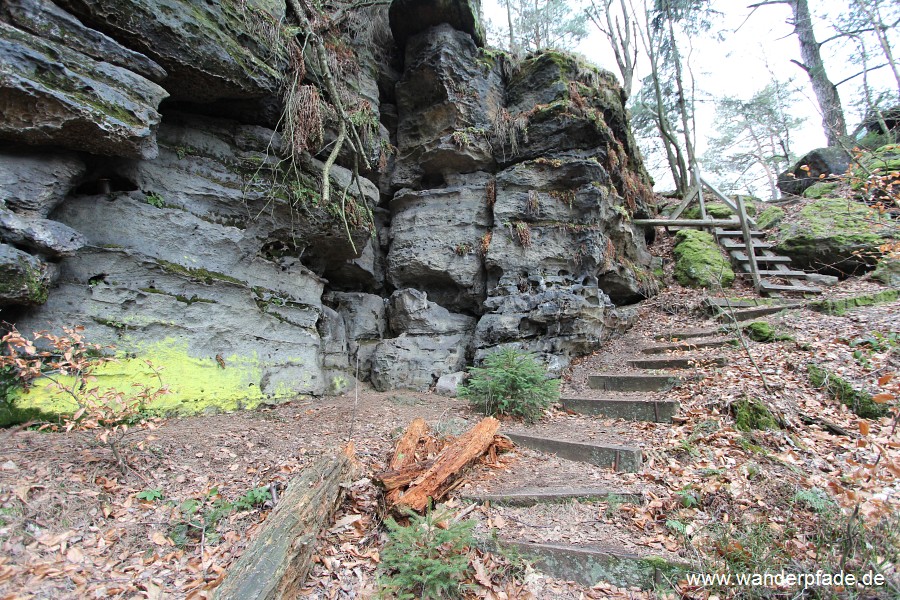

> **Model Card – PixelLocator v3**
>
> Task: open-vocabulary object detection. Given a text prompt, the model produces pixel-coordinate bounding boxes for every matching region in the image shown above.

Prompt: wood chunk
[394,417,501,512]
[389,417,429,470]
[376,460,435,491]
[213,449,354,600]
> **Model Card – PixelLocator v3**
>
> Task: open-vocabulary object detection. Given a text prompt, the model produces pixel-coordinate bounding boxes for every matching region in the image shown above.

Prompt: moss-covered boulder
[673,230,734,288]
[802,182,839,199]
[855,144,900,183]
[772,197,894,276]
[777,147,850,196]
[755,206,784,230]
[873,257,900,287]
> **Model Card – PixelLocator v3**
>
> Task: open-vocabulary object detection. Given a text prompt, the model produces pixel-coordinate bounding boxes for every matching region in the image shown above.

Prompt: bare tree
[587,0,638,97]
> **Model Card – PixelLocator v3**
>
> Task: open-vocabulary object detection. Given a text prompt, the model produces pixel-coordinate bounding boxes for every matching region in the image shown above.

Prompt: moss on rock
[802,182,839,199]
[734,398,778,431]
[873,257,900,287]
[673,230,734,289]
[743,321,792,343]
[807,363,887,419]
[755,206,785,230]
[808,289,898,315]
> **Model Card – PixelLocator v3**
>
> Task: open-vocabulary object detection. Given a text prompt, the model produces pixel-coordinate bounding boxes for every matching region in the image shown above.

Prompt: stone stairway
[458,323,746,589]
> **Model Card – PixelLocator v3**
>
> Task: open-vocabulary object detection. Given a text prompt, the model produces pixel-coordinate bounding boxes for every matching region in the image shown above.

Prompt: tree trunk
[791,0,847,145]
[854,0,900,95]
[663,0,697,179]
[213,450,354,600]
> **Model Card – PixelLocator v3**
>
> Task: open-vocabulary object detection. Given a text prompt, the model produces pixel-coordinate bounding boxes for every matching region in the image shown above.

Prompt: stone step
[560,396,678,422]
[715,303,803,322]
[587,373,682,392]
[496,540,689,590]
[627,356,727,370]
[505,433,642,472]
[463,486,644,507]
[654,327,729,340]
[640,338,733,354]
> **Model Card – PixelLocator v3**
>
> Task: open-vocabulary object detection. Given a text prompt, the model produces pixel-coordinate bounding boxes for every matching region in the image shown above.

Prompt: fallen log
[377,460,436,491]
[395,417,501,512]
[213,448,354,600]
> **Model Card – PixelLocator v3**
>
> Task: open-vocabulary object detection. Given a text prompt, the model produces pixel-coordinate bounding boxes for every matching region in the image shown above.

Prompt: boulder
[1,0,166,83]
[389,0,485,49]
[370,333,471,391]
[673,230,734,289]
[387,289,477,335]
[436,371,466,397]
[0,243,50,306]
[324,292,387,341]
[0,149,85,216]
[0,21,167,159]
[778,147,851,197]
[55,0,285,102]
[873,257,900,287]
[0,207,86,257]
[772,197,894,277]
[388,177,493,312]
[318,306,349,370]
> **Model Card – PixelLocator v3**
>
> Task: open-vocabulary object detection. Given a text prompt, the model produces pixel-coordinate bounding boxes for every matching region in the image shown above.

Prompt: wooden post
[667,186,698,221]
[693,163,707,220]
[735,195,761,291]
[213,450,354,600]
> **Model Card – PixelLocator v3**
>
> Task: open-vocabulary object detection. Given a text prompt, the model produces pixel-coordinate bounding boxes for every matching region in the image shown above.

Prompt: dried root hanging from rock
[375,417,515,513]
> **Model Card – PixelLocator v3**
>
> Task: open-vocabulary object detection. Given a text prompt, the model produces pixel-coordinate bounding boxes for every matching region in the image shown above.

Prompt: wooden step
[759,281,822,294]
[587,373,682,392]
[463,487,644,507]
[628,356,727,370]
[715,228,764,238]
[495,540,689,590]
[641,339,733,354]
[730,251,793,264]
[560,396,679,422]
[720,238,773,250]
[736,269,808,277]
[505,433,642,472]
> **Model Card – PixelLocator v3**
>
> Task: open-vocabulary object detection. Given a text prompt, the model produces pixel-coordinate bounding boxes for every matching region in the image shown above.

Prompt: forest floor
[1,273,898,599]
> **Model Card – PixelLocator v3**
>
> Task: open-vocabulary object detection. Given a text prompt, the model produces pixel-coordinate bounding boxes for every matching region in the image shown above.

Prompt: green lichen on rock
[772,197,891,275]
[873,257,900,287]
[673,230,734,289]
[0,338,301,427]
[807,363,887,419]
[734,398,778,431]
[755,206,785,231]
[802,181,839,199]
[808,289,898,315]
[743,321,791,343]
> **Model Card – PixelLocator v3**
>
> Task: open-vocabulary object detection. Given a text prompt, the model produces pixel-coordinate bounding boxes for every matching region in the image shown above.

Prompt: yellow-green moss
[802,182,839,199]
[0,339,299,426]
[673,230,734,289]
[755,206,785,230]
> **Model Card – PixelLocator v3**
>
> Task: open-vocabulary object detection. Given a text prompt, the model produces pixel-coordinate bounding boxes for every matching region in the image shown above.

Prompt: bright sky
[481,0,899,191]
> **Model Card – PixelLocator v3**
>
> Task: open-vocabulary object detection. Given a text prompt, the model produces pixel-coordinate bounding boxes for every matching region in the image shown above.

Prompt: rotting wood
[377,460,436,491]
[389,417,430,470]
[212,447,355,600]
[396,417,501,512]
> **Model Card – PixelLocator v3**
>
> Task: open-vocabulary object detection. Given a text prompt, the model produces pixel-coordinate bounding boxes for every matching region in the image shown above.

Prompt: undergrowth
[459,349,559,423]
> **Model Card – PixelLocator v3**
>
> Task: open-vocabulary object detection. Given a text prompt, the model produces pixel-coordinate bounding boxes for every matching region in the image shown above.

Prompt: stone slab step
[640,339,733,354]
[759,280,822,294]
[654,327,729,340]
[560,396,678,422]
[495,540,689,590]
[720,238,773,249]
[715,303,803,322]
[505,433,641,472]
[463,486,644,507]
[730,251,792,263]
[627,356,727,370]
[587,373,682,392]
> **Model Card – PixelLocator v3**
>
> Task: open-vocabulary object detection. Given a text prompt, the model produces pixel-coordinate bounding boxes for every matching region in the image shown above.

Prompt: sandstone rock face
[777,147,851,197]
[0,21,167,159]
[3,0,657,414]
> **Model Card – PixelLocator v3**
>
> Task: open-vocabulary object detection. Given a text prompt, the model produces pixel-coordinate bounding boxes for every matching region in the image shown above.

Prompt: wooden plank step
[560,396,679,422]
[730,251,792,263]
[714,228,764,238]
[720,238,773,250]
[641,339,733,354]
[759,281,822,294]
[737,269,808,277]
[654,327,731,340]
[628,356,727,370]
[633,218,739,227]
[505,433,642,472]
[587,373,682,392]
[716,303,804,322]
[496,540,689,590]
[463,487,644,507]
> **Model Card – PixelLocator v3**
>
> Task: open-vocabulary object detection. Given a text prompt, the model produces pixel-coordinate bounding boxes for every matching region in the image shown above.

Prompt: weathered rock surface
[389,0,485,49]
[0,149,85,216]
[436,371,466,397]
[0,21,168,159]
[778,147,851,197]
[388,289,477,335]
[55,0,285,102]
[0,207,86,258]
[0,243,50,307]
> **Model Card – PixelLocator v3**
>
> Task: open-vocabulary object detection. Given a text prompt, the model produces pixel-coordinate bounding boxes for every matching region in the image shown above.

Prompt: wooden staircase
[634,167,822,296]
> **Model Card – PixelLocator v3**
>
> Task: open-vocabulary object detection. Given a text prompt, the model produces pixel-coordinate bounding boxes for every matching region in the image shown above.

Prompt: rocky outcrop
[0,243,51,307]
[777,147,851,197]
[389,0,485,49]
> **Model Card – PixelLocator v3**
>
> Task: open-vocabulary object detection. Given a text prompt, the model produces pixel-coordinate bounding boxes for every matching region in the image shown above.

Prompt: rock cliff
[0,0,655,422]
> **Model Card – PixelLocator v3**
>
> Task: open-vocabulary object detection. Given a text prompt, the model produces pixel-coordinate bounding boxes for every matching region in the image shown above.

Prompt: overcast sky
[482,0,899,191]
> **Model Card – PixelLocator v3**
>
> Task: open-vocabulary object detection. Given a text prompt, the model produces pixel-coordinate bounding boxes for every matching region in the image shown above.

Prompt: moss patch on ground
[0,339,297,426]
[808,289,898,315]
[673,230,734,289]
[734,398,779,431]
[807,363,887,419]
[802,182,839,199]
[743,321,792,343]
